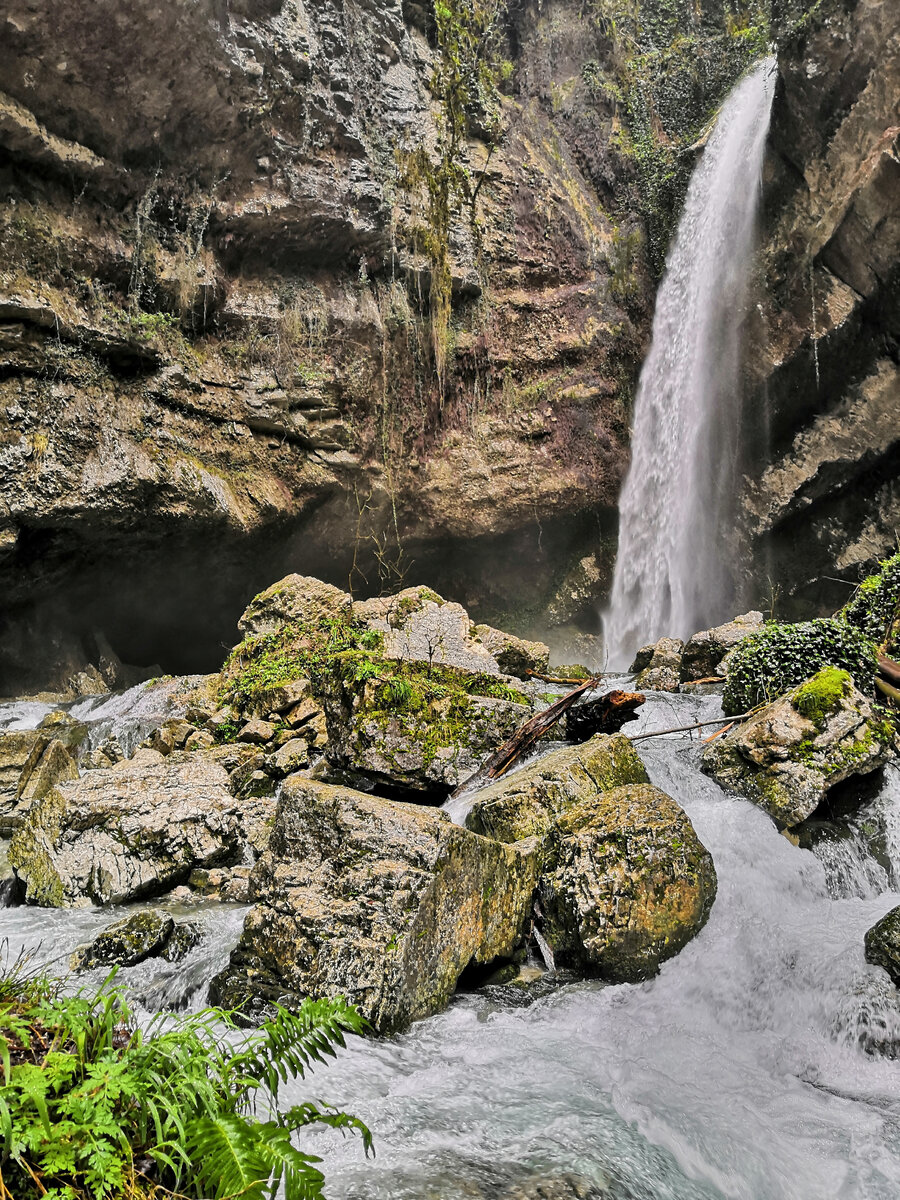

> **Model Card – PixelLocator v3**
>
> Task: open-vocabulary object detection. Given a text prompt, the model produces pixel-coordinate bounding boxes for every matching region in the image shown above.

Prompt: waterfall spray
[604,59,776,668]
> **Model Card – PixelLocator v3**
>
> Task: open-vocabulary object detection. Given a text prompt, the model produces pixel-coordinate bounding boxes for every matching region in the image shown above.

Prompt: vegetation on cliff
[0,963,370,1200]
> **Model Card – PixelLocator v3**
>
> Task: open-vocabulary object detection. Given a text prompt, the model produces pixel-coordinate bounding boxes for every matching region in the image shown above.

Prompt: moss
[792,668,852,725]
[842,551,900,651]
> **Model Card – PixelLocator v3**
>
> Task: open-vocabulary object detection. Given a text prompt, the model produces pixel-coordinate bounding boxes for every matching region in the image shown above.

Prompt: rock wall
[0,0,652,692]
[744,0,900,617]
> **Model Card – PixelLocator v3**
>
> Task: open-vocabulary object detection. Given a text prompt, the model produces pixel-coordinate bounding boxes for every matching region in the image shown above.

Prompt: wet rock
[702,668,895,828]
[537,783,717,981]
[466,736,649,843]
[635,638,684,692]
[189,865,252,904]
[9,756,247,906]
[210,777,541,1034]
[629,644,656,674]
[865,906,900,987]
[144,719,196,755]
[36,710,89,754]
[680,611,764,682]
[70,909,202,969]
[71,910,175,969]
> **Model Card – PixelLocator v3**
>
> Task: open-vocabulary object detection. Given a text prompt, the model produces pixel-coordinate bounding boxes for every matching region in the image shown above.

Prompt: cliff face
[0,0,651,691]
[745,0,900,617]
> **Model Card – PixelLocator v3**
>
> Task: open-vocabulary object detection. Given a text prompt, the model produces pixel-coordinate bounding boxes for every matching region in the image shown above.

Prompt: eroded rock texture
[0,0,653,693]
[746,0,900,615]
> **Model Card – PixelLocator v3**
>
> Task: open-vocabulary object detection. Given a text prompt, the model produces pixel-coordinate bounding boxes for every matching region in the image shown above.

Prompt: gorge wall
[0,0,896,695]
[745,0,899,618]
[0,0,658,692]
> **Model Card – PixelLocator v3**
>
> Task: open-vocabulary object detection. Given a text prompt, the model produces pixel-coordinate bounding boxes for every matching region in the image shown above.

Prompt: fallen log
[565,690,645,741]
[448,677,608,799]
[876,676,900,703]
[877,654,900,688]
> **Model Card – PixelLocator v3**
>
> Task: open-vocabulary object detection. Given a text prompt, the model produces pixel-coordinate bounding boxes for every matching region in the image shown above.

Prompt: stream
[3,686,900,1199]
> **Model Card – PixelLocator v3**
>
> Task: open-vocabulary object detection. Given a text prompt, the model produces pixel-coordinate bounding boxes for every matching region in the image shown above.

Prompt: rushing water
[3,688,900,1198]
[604,60,777,668]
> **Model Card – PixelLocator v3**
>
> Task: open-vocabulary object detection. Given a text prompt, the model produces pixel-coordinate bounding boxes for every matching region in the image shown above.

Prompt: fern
[0,964,372,1200]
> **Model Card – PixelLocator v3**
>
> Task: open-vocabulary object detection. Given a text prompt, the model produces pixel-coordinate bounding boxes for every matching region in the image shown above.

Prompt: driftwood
[877,654,900,688]
[448,678,606,799]
[566,690,645,741]
[628,714,751,742]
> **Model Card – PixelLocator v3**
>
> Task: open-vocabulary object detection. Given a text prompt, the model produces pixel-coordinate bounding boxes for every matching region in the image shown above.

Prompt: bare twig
[628,713,752,742]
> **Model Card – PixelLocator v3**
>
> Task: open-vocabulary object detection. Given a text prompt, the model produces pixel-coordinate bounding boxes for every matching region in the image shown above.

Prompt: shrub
[0,963,371,1200]
[842,550,900,650]
[722,618,878,716]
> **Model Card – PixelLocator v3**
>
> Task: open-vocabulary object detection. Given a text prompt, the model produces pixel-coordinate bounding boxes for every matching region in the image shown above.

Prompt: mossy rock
[538,783,717,981]
[704,673,895,828]
[70,910,175,969]
[466,735,649,843]
[842,551,900,652]
[864,905,900,987]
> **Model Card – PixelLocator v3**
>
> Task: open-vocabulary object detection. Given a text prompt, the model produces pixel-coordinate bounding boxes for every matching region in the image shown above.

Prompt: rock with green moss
[70,909,202,969]
[721,618,878,716]
[237,574,351,638]
[70,910,175,969]
[8,755,252,906]
[537,783,717,981]
[864,905,900,987]
[703,669,895,827]
[209,777,541,1034]
[465,735,649,843]
[36,710,89,754]
[324,670,532,795]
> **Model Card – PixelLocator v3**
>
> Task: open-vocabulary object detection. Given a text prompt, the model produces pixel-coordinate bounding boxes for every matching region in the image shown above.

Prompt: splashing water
[604,60,777,668]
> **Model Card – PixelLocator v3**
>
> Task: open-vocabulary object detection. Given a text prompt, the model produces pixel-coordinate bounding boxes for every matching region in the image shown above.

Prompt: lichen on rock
[703,668,895,828]
[210,777,541,1034]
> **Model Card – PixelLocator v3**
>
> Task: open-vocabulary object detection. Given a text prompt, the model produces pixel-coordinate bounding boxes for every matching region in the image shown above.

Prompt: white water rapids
[3,686,900,1198]
[604,60,777,668]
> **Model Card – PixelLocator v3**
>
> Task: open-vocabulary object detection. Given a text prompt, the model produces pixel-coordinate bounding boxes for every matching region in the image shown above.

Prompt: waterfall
[604,59,776,669]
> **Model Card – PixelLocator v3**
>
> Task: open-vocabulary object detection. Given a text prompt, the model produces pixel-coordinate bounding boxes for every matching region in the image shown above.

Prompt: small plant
[0,960,371,1200]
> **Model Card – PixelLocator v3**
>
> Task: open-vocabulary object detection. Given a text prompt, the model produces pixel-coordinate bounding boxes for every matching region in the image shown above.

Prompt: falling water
[604,60,777,668]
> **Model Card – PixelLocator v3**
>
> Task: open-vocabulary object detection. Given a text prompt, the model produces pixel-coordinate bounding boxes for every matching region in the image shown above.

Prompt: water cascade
[604,60,777,668]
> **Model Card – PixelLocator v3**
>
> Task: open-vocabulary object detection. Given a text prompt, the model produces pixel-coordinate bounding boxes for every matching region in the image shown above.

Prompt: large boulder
[865,905,900,987]
[465,735,649,842]
[680,611,764,682]
[703,668,895,828]
[8,755,259,906]
[536,783,717,981]
[237,574,351,638]
[210,777,541,1034]
[324,673,531,796]
[0,730,79,834]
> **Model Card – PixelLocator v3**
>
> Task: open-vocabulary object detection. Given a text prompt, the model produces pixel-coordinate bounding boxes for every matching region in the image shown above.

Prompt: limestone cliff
[0,0,651,692]
[745,0,899,617]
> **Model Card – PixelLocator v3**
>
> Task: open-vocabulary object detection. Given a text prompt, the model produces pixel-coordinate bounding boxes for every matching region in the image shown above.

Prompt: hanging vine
[397,0,510,399]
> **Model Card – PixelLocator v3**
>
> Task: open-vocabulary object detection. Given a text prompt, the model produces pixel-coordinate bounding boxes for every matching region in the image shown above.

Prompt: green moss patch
[792,668,852,725]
